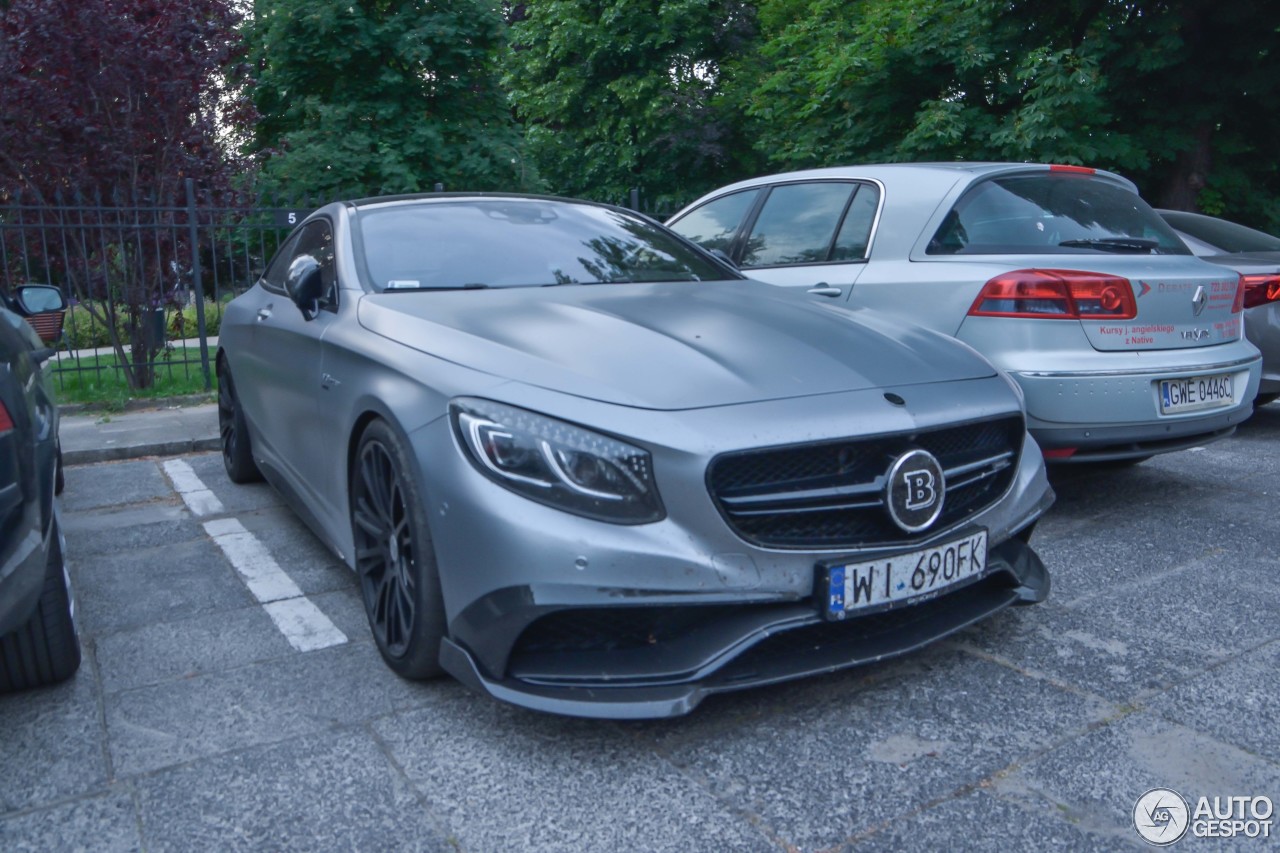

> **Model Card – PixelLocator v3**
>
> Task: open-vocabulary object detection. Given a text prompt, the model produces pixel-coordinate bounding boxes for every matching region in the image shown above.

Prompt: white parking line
[202,518,304,603]
[202,517,348,652]
[163,459,225,517]
[165,461,349,653]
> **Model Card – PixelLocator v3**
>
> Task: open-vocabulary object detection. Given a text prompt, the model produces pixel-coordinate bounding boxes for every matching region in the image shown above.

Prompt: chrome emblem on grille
[1192,285,1208,316]
[884,449,946,533]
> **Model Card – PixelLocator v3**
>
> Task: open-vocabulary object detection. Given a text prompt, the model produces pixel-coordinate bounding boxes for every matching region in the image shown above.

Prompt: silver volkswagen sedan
[669,163,1264,463]
[217,194,1053,718]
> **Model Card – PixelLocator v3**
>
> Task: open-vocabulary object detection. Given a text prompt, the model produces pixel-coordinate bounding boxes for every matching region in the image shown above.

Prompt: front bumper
[411,381,1054,718]
[440,536,1048,719]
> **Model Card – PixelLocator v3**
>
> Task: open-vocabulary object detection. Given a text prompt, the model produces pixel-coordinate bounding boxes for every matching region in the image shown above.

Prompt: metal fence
[0,179,313,396]
[0,184,677,400]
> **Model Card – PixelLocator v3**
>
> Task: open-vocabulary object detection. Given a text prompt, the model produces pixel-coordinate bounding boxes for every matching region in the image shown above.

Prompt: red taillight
[0,400,12,433]
[1241,273,1280,310]
[1049,164,1096,175]
[968,269,1137,320]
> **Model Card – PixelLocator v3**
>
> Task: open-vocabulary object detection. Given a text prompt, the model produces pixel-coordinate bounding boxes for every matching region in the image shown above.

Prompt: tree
[505,0,762,212]
[0,0,255,389]
[244,0,526,199]
[746,0,1280,231]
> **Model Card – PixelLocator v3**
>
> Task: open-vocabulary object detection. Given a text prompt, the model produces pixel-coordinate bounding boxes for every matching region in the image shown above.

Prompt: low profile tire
[217,359,263,484]
[0,521,81,692]
[351,419,446,679]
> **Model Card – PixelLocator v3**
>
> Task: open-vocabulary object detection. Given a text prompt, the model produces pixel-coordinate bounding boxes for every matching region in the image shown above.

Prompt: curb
[62,436,221,467]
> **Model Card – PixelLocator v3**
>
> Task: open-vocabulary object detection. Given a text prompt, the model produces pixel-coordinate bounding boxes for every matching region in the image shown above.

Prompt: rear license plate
[819,529,988,621]
[1159,373,1234,415]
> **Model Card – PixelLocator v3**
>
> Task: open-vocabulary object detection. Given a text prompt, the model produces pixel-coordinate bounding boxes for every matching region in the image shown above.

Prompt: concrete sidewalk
[59,401,219,465]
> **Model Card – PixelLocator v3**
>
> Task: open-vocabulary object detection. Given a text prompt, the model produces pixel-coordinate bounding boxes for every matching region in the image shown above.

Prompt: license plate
[1159,373,1234,415]
[820,529,988,620]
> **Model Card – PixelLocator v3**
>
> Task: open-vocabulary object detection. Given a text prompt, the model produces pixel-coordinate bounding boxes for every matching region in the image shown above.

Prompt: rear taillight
[1241,273,1280,310]
[968,269,1137,320]
[0,400,12,433]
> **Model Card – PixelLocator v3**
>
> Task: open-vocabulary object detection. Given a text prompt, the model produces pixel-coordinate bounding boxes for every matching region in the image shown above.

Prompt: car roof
[346,192,622,213]
[696,161,1138,198]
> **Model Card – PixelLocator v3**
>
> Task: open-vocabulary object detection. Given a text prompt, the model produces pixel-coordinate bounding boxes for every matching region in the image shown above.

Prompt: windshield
[928,172,1189,256]
[355,199,736,291]
[1160,210,1280,254]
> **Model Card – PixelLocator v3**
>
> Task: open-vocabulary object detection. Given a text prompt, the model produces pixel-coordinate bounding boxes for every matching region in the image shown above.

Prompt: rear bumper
[0,500,47,637]
[439,536,1049,719]
[1011,351,1261,459]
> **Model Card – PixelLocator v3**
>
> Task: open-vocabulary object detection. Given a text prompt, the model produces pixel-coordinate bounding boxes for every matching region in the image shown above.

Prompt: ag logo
[884,449,945,533]
[1133,788,1190,846]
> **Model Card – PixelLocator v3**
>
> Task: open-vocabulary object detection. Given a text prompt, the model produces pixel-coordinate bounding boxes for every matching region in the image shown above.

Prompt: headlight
[451,398,665,524]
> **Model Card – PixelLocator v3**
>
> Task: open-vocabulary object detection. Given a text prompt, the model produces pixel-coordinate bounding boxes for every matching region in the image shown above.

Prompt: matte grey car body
[217,194,1053,718]
[1158,209,1280,405]
[669,163,1263,462]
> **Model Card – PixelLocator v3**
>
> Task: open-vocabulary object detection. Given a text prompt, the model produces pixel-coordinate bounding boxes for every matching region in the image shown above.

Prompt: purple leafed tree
[0,0,255,389]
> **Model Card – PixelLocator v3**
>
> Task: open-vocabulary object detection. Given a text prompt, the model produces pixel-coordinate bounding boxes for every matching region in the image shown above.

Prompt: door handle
[807,284,843,298]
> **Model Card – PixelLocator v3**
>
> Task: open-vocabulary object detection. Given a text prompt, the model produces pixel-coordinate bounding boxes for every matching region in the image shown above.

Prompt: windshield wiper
[384,282,490,292]
[1058,238,1158,253]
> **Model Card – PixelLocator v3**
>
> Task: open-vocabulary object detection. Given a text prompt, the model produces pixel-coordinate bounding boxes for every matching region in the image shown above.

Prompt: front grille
[707,416,1024,549]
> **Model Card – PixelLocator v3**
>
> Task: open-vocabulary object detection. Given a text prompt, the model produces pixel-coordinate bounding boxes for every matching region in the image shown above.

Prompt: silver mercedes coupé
[216,194,1054,718]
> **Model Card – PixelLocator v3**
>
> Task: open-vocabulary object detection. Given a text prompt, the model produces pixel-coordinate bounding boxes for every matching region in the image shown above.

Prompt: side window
[261,233,300,292]
[668,190,760,255]
[265,219,338,310]
[831,184,880,260]
[740,182,854,267]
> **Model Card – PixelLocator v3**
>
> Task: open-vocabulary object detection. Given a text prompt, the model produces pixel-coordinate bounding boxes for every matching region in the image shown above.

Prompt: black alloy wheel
[351,419,445,678]
[217,358,262,483]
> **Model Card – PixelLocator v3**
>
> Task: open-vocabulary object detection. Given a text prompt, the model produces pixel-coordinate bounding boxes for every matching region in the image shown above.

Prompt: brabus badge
[1192,285,1208,316]
[884,449,946,534]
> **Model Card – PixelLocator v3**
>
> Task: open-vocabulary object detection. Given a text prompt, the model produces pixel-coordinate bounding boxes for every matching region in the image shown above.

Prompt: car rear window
[356,200,736,290]
[927,173,1189,256]
[1160,211,1280,254]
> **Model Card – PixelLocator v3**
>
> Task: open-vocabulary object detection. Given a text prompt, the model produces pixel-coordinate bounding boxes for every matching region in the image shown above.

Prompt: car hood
[356,280,997,410]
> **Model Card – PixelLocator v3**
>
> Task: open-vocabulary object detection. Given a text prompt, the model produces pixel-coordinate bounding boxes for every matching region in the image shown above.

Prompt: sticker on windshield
[386,280,421,289]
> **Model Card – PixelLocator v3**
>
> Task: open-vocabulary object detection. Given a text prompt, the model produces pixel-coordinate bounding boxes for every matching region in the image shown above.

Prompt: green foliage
[63,302,224,351]
[746,0,1280,231]
[50,347,215,409]
[244,0,528,199]
[506,0,764,211]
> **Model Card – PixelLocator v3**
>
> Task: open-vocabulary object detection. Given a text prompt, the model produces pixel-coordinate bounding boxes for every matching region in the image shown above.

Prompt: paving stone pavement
[1,404,1277,851]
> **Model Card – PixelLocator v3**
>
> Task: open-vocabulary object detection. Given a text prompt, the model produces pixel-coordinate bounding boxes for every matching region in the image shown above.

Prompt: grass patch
[50,346,216,409]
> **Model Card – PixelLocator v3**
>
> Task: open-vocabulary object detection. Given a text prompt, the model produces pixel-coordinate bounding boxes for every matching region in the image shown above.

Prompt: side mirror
[285,254,324,319]
[15,284,66,315]
[14,285,67,344]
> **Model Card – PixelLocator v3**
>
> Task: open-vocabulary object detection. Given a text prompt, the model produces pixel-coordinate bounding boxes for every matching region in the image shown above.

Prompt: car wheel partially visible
[351,419,446,679]
[0,520,80,692]
[217,358,263,484]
